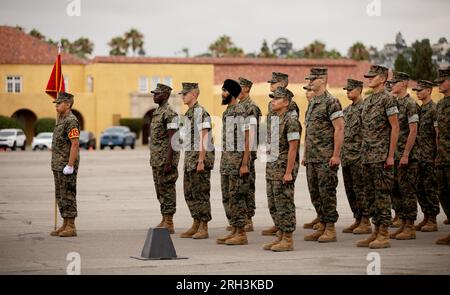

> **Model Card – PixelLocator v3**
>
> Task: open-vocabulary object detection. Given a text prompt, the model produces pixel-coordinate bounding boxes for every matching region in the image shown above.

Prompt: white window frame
[163,76,173,87]
[139,76,148,93]
[150,76,160,91]
[86,75,94,93]
[6,75,22,93]
[64,76,69,92]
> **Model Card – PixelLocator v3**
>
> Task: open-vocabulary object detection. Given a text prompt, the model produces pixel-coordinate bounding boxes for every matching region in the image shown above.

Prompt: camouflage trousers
[221,174,248,228]
[436,165,450,218]
[362,162,393,226]
[342,162,369,219]
[392,161,418,221]
[417,162,440,216]
[53,170,78,218]
[152,166,178,215]
[245,160,256,219]
[266,179,296,233]
[306,162,339,223]
[183,170,212,222]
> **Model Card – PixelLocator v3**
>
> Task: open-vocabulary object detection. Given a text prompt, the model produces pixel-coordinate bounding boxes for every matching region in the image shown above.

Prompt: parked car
[0,128,27,150]
[100,126,136,150]
[79,131,96,150]
[32,132,53,150]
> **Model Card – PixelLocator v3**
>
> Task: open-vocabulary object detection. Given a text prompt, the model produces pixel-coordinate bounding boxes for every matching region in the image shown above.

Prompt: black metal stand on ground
[131,227,188,260]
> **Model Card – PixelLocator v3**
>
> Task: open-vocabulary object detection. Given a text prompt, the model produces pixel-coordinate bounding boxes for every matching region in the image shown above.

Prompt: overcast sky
[1,0,449,57]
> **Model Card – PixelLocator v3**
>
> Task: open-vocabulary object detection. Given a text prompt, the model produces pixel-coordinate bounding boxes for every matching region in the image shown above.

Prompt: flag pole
[54,42,62,231]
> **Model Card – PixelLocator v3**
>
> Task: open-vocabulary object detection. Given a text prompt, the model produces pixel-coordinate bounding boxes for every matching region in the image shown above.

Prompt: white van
[0,128,27,150]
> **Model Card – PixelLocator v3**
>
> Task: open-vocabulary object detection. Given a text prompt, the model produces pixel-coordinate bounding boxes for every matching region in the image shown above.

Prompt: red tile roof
[0,26,87,65]
[93,55,360,66]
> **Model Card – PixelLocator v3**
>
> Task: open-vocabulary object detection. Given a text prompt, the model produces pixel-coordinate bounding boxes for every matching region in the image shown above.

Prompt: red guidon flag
[45,53,65,99]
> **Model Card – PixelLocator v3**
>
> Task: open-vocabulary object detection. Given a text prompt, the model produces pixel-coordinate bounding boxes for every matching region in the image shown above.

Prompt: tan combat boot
[304,222,325,241]
[225,227,248,245]
[353,216,372,234]
[180,219,200,238]
[163,214,175,234]
[192,221,209,239]
[303,216,320,229]
[59,218,77,237]
[357,225,378,247]
[415,213,428,230]
[50,218,67,236]
[389,219,405,239]
[261,225,278,236]
[369,224,390,249]
[435,234,450,245]
[342,219,361,233]
[155,215,165,228]
[318,222,337,243]
[271,232,294,252]
[421,215,438,232]
[263,230,282,250]
[391,214,402,228]
[395,220,416,240]
[217,227,236,244]
[244,218,254,232]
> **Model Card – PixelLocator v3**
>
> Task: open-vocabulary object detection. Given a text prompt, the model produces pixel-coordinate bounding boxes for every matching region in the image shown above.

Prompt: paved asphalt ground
[0,147,449,275]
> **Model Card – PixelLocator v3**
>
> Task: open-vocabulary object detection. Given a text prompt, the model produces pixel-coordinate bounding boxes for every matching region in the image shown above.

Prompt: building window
[6,76,22,93]
[64,76,69,92]
[139,76,148,93]
[150,76,160,91]
[163,76,173,87]
[86,75,94,93]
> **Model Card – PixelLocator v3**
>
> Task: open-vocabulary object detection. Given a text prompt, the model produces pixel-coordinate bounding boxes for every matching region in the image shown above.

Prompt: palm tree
[108,36,129,56]
[348,42,370,61]
[303,40,326,58]
[125,29,145,56]
[71,37,94,58]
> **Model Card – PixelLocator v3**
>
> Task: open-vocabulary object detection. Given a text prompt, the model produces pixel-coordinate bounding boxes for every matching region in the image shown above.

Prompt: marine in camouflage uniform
[262,72,300,236]
[413,80,440,232]
[303,67,344,243]
[341,79,371,234]
[179,83,215,239]
[51,92,80,237]
[217,79,249,246]
[263,87,301,251]
[150,83,180,234]
[434,68,450,245]
[357,65,399,249]
[237,77,262,232]
[389,71,420,240]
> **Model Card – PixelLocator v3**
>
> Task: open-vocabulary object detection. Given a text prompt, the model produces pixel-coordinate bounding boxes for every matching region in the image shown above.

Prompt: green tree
[303,40,326,58]
[125,28,145,56]
[70,37,94,58]
[258,40,276,58]
[394,53,412,75]
[410,39,437,81]
[208,35,244,57]
[108,36,129,56]
[34,118,56,134]
[325,49,342,59]
[29,28,45,40]
[348,42,370,61]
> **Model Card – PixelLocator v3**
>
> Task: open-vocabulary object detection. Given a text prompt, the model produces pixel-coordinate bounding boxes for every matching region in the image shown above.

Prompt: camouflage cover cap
[267,72,288,83]
[390,71,410,83]
[151,83,172,94]
[238,77,253,87]
[412,80,435,91]
[364,64,389,78]
[343,78,363,90]
[269,87,294,99]
[178,82,199,94]
[305,67,328,80]
[434,68,450,83]
[53,91,74,103]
